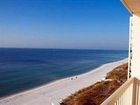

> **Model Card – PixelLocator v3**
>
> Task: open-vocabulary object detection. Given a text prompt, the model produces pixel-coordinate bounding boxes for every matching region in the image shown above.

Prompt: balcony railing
[101,77,140,105]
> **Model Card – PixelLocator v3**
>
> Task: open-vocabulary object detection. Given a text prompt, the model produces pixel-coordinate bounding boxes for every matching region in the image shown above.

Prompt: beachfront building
[101,0,140,105]
[125,0,140,79]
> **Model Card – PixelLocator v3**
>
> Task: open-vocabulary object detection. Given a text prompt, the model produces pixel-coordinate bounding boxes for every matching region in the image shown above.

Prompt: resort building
[102,0,140,105]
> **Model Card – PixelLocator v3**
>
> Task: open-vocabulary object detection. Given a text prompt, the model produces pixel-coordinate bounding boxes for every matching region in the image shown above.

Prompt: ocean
[0,48,128,98]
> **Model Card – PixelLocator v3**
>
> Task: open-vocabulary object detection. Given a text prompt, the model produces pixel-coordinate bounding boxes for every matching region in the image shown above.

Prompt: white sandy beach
[0,59,127,105]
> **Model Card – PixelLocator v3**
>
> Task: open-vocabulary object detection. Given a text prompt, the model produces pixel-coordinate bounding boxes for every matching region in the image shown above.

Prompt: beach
[0,58,127,105]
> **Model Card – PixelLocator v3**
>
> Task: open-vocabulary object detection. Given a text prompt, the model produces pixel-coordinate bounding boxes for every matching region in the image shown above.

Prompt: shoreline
[0,58,128,105]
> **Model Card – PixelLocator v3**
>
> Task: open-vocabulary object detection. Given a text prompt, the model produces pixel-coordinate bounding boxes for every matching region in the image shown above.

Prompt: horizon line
[0,47,128,51]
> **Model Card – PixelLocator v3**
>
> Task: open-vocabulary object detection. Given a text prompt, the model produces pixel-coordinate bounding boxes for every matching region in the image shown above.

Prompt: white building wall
[131,13,140,79]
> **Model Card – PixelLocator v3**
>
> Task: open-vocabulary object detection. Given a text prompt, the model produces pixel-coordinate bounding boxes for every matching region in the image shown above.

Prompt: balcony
[101,77,140,105]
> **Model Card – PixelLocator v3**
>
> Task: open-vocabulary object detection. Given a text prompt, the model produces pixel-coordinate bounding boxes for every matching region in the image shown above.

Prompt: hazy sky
[0,0,130,50]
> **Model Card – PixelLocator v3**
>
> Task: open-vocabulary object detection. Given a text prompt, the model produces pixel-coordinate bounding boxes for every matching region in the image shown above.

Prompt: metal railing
[101,77,140,105]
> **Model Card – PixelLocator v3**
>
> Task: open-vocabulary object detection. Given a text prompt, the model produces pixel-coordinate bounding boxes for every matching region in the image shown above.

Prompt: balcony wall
[131,14,140,79]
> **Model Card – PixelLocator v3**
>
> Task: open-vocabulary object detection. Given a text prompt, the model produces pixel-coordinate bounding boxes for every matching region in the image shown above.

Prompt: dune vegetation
[60,63,128,105]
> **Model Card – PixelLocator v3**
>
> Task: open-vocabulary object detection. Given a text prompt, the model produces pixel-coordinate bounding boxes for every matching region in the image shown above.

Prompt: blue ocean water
[0,48,128,97]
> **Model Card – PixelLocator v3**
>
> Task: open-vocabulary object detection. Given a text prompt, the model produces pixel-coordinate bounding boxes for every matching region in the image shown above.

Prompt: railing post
[132,78,139,105]
[132,78,136,105]
[135,78,139,105]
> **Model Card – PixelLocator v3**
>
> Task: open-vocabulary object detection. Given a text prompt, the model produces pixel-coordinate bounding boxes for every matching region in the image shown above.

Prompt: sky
[0,0,130,50]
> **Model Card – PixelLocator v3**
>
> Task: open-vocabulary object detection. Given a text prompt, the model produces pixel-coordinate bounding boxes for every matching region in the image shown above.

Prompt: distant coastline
[0,48,128,98]
[0,58,127,105]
